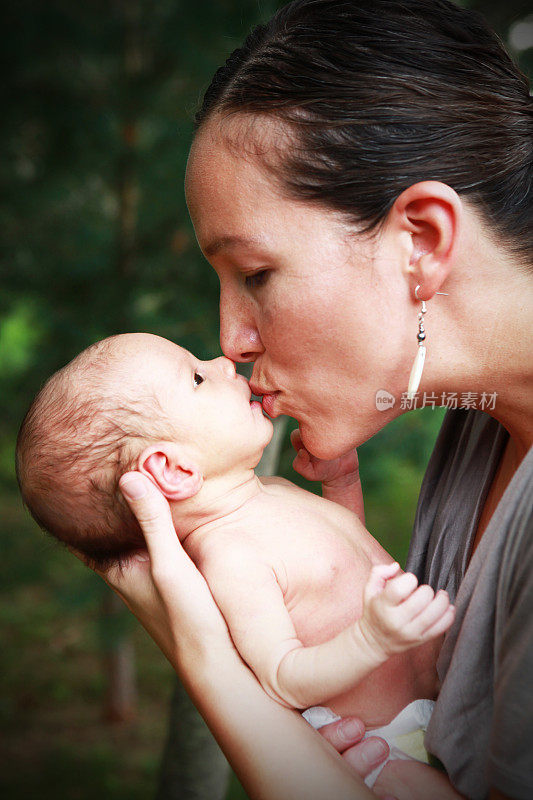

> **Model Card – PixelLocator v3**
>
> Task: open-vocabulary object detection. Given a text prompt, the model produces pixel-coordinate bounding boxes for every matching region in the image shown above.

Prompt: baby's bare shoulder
[193,527,268,575]
[259,475,301,493]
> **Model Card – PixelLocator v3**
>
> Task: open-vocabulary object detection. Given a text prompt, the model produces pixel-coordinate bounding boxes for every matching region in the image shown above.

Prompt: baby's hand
[291,428,365,521]
[359,563,455,659]
[290,428,360,487]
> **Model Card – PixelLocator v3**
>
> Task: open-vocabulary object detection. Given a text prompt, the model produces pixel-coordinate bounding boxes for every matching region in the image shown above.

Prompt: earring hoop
[414,284,449,302]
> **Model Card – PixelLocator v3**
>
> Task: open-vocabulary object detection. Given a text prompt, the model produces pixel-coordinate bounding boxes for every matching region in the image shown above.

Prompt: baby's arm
[276,563,454,708]
[202,550,454,710]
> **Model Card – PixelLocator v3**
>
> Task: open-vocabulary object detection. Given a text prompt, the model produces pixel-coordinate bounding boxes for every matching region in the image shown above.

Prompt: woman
[87,1,533,798]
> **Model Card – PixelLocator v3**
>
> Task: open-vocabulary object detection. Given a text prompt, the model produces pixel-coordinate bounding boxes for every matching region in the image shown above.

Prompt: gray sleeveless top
[406,409,533,799]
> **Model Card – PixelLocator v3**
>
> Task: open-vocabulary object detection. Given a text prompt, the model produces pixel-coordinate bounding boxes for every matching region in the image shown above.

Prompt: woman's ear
[391,181,461,299]
[137,443,203,501]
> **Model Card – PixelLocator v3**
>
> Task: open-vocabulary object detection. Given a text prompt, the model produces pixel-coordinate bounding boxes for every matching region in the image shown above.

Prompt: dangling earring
[407,286,426,400]
[407,285,448,400]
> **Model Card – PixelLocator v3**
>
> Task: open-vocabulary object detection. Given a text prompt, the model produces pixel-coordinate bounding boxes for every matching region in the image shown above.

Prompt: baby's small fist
[364,562,402,603]
[400,588,455,643]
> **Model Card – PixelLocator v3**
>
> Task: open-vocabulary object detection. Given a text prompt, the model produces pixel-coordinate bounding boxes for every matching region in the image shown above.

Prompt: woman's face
[185,118,413,459]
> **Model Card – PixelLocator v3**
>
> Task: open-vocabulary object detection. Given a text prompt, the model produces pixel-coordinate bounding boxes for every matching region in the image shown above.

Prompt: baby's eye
[193,372,204,387]
[244,270,269,289]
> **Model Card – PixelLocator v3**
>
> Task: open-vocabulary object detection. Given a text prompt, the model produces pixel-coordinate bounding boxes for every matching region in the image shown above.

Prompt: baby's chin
[259,416,275,449]
[249,419,274,464]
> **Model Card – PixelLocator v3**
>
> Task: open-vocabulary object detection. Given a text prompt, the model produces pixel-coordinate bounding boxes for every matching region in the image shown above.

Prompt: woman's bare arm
[90,472,376,800]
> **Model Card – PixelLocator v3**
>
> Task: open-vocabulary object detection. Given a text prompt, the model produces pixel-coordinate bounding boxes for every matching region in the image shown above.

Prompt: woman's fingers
[342,737,390,777]
[119,472,182,571]
[318,717,365,750]
[317,718,389,778]
[119,470,230,648]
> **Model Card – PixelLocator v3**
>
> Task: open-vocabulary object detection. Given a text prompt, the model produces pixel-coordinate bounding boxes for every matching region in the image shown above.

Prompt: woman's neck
[420,224,533,458]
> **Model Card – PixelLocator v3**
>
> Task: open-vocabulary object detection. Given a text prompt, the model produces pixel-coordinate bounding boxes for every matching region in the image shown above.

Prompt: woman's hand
[318,721,464,800]
[316,717,391,787]
[373,760,464,800]
[74,472,234,667]
[291,429,365,522]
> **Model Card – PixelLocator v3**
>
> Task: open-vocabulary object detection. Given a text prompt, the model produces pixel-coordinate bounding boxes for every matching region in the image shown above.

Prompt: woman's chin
[298,423,353,461]
[298,410,390,459]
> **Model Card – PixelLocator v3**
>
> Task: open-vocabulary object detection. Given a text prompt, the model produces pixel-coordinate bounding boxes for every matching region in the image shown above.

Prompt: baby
[16,333,453,783]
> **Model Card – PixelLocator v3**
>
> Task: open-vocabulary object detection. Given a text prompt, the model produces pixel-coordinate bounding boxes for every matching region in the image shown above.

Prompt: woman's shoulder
[427,407,506,472]
[495,445,533,608]
[406,409,509,592]
[417,407,508,504]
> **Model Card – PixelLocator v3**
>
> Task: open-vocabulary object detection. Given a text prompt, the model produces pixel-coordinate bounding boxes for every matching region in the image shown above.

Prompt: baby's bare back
[189,478,439,727]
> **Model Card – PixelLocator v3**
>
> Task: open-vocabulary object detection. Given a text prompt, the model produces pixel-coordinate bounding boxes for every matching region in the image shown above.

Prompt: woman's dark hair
[196,0,532,263]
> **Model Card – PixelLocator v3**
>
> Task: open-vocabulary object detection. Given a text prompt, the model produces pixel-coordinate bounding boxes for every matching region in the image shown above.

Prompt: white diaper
[302,698,435,788]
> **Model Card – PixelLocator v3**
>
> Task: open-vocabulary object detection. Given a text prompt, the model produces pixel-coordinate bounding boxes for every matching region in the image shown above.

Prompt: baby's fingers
[290,428,304,452]
[381,571,419,605]
[364,562,401,602]
[408,589,453,631]
[403,590,454,641]
[395,583,436,619]
[418,606,456,640]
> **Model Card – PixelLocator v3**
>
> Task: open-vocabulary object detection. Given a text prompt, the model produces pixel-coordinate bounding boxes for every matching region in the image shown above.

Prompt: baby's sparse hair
[16,336,171,568]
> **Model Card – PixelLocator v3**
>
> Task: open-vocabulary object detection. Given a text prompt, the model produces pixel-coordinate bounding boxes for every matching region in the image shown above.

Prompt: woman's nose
[219,289,263,363]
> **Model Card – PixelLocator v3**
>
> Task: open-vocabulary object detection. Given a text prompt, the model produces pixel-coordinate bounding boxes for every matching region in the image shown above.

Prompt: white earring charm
[407,286,448,400]
[407,285,427,399]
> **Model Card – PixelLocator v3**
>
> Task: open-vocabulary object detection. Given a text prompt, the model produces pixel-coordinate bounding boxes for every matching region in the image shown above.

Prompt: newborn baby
[16,334,453,781]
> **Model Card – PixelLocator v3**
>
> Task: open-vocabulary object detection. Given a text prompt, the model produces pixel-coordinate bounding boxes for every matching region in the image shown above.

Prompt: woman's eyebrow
[203,234,268,257]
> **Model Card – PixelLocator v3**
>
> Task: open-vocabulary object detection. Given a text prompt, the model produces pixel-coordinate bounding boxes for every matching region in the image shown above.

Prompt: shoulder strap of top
[406,408,508,599]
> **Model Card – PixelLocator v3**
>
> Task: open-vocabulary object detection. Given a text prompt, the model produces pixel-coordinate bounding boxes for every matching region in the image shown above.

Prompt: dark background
[1,1,531,797]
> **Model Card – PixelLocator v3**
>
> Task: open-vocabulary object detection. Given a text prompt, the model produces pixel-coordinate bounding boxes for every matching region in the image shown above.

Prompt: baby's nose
[214,356,236,379]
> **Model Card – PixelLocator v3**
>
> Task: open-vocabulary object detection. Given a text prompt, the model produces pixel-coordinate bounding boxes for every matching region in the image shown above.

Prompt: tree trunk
[101,589,138,723]
[156,680,230,800]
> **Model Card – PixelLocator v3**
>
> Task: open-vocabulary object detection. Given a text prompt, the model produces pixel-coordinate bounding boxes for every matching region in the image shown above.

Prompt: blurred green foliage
[1,1,530,798]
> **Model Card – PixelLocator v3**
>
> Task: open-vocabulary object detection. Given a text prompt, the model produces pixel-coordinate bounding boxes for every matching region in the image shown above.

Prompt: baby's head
[16,333,272,567]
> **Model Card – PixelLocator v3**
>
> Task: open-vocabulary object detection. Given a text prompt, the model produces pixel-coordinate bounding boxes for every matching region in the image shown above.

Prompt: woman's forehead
[186,144,340,258]
[187,128,278,205]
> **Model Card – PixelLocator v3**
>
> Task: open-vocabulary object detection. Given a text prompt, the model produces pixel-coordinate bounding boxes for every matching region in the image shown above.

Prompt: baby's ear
[138,443,203,501]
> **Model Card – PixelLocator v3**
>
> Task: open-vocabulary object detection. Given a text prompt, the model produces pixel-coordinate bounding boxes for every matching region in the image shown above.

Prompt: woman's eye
[244,270,269,289]
[193,372,204,387]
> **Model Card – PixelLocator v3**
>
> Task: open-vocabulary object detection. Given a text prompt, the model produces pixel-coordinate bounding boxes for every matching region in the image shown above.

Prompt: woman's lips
[249,380,281,417]
[261,392,280,417]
